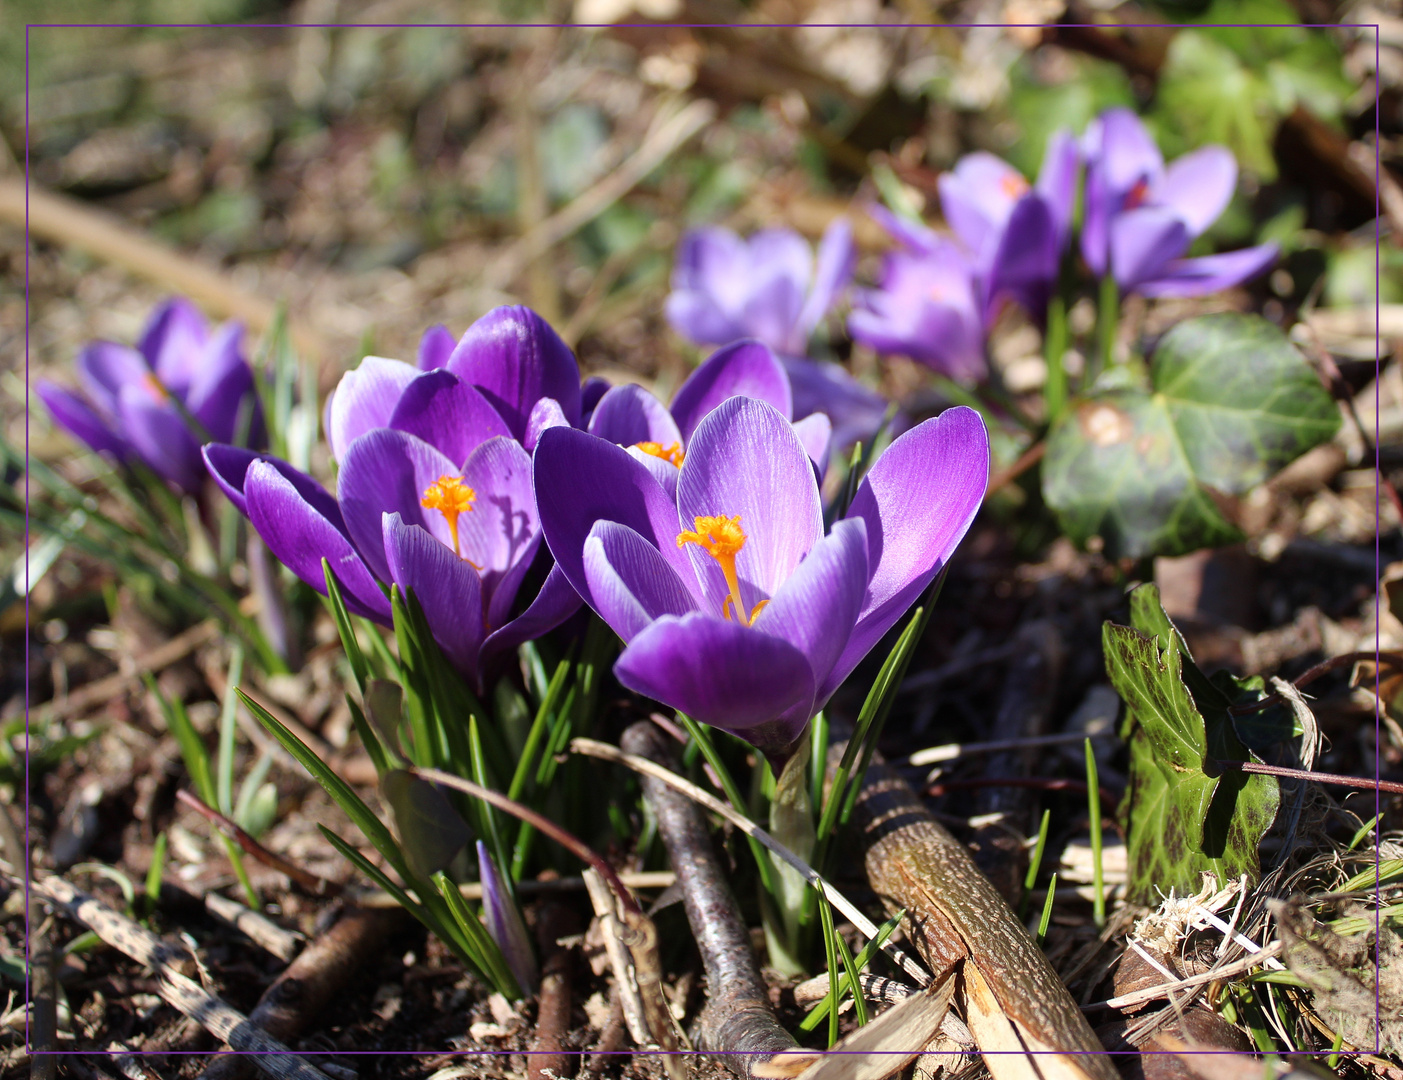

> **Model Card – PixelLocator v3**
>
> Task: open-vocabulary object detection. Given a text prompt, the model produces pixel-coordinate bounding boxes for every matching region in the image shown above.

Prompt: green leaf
[380,769,473,881]
[1104,585,1280,903]
[148,675,215,807]
[323,558,370,696]
[1044,313,1340,558]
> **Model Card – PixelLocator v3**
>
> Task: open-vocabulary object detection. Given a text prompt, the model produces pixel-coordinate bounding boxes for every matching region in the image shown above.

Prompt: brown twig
[1228,651,1403,715]
[1213,760,1403,796]
[621,722,792,1080]
[198,890,303,963]
[175,790,335,896]
[582,869,651,1047]
[17,871,329,1080]
[528,896,578,1080]
[0,179,325,359]
[985,439,1046,496]
[197,905,402,1080]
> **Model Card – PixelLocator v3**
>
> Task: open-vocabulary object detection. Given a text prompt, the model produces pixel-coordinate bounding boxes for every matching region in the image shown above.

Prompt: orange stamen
[634,441,685,468]
[1125,178,1150,209]
[999,172,1030,200]
[142,372,171,402]
[677,514,764,626]
[419,474,477,560]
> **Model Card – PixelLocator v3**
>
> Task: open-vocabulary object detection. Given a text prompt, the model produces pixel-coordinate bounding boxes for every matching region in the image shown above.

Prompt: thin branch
[176,790,334,896]
[570,736,932,989]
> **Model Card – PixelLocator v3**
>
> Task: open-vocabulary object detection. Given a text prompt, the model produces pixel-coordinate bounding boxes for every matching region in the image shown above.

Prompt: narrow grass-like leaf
[234,751,274,832]
[817,892,841,1046]
[217,643,245,816]
[347,696,392,778]
[508,656,571,803]
[142,832,167,919]
[322,559,369,696]
[799,907,905,1031]
[832,908,867,1027]
[148,675,214,806]
[434,871,522,999]
[1085,738,1105,927]
[1348,813,1381,851]
[1037,874,1057,945]
[1020,808,1052,920]
[468,716,511,887]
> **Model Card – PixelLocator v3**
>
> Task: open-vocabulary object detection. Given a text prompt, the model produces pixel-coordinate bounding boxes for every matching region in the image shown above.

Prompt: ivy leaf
[1105,585,1279,904]
[381,769,472,881]
[1044,313,1340,558]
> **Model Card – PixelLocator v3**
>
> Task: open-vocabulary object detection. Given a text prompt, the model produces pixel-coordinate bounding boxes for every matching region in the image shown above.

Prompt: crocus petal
[244,460,391,621]
[1136,243,1279,299]
[587,384,683,449]
[388,369,512,467]
[140,298,208,395]
[791,412,832,479]
[188,325,261,446]
[479,563,584,674]
[614,613,815,754]
[1091,107,1164,198]
[1035,129,1079,246]
[670,227,749,328]
[117,386,205,491]
[36,382,130,460]
[418,323,456,370]
[583,520,700,643]
[984,194,1058,321]
[383,512,485,678]
[752,516,867,695]
[940,151,1030,257]
[202,444,346,530]
[534,426,698,610]
[1109,206,1190,293]
[338,428,460,582]
[447,305,582,438]
[669,340,793,442]
[867,204,941,256]
[75,342,148,422]
[831,405,988,699]
[580,376,610,423]
[524,397,570,453]
[326,355,420,463]
[476,842,538,995]
[779,355,894,451]
[665,290,747,347]
[796,218,857,343]
[1151,145,1237,237]
[677,397,822,615]
[740,275,807,357]
[455,436,540,628]
[626,446,681,503]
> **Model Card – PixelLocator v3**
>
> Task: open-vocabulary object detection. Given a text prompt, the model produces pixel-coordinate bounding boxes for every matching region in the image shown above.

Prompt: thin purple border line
[27,16,1386,1060]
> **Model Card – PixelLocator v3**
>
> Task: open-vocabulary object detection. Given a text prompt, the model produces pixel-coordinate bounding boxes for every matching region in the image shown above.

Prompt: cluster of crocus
[665,218,893,449]
[849,109,1277,379]
[204,306,584,692]
[38,298,266,493]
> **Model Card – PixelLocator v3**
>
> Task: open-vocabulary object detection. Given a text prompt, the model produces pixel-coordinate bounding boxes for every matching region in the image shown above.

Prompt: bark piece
[529,896,579,1080]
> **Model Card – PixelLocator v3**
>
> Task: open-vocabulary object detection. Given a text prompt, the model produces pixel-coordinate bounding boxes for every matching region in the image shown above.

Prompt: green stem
[765,732,814,977]
[1044,293,1068,423]
[1093,274,1119,383]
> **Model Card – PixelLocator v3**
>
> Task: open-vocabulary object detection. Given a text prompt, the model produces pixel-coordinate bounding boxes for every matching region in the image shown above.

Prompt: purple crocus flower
[586,339,834,493]
[665,218,890,448]
[205,306,583,690]
[1080,108,1277,298]
[477,841,537,995]
[849,135,1078,380]
[37,298,265,493]
[534,397,989,765]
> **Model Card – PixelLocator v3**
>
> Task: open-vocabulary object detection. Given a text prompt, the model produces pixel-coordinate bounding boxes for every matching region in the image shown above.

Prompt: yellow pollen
[141,372,171,402]
[420,474,476,559]
[634,440,685,468]
[999,173,1030,200]
[677,515,765,626]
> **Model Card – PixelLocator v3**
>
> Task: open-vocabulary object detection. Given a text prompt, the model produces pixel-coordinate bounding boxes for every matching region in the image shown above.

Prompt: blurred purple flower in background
[534,397,989,765]
[205,306,582,689]
[849,134,1077,381]
[1080,107,1277,298]
[665,218,891,448]
[38,298,265,493]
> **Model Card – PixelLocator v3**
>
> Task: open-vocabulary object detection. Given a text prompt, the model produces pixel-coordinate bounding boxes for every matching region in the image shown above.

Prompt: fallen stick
[835,746,1120,1080]
[582,868,651,1046]
[528,895,578,1080]
[0,178,324,359]
[19,871,330,1080]
[197,904,402,1080]
[199,890,303,963]
[622,722,795,1080]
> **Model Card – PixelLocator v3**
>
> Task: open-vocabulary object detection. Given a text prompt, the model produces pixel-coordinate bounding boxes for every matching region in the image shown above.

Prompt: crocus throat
[677,514,769,626]
[635,441,685,468]
[141,372,171,402]
[420,474,477,561]
[1125,178,1151,210]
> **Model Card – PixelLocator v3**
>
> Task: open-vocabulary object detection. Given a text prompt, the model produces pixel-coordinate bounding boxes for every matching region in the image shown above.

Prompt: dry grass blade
[1091,942,1286,1010]
[18,872,331,1080]
[570,737,932,989]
